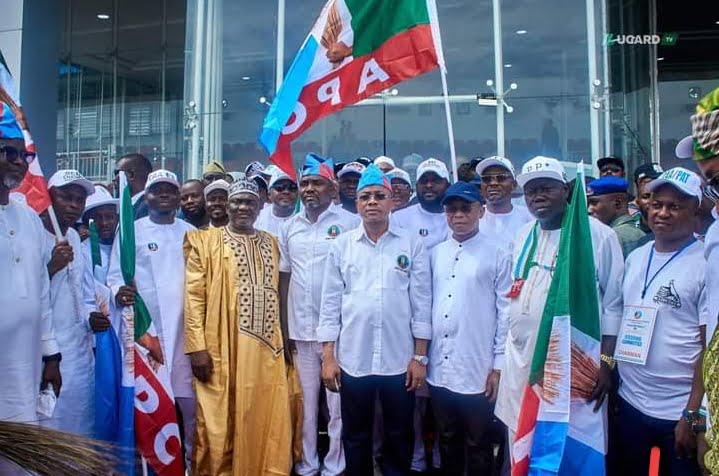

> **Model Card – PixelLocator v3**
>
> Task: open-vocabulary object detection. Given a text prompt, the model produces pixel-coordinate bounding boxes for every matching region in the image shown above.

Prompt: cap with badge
[633,162,663,183]
[388,168,412,186]
[516,156,567,188]
[441,181,485,205]
[145,169,180,191]
[586,176,629,196]
[204,179,230,198]
[48,169,96,195]
[83,185,117,218]
[416,158,450,181]
[338,161,366,179]
[357,164,391,192]
[647,167,702,200]
[475,156,516,179]
[0,102,23,139]
[228,173,260,199]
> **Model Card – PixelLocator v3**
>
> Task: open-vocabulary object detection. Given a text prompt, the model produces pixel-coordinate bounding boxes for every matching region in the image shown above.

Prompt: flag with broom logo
[512,171,606,476]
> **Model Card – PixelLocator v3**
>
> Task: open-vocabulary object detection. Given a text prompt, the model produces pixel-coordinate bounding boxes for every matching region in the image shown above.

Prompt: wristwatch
[683,407,707,434]
[600,354,616,370]
[412,355,429,366]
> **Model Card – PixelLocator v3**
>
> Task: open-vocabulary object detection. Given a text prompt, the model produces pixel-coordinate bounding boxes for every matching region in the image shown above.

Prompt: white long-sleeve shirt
[279,206,360,341]
[317,225,432,377]
[495,216,624,431]
[427,232,512,394]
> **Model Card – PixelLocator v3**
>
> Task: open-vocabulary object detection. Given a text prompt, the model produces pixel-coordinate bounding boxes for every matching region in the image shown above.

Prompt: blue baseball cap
[441,181,485,205]
[586,176,629,196]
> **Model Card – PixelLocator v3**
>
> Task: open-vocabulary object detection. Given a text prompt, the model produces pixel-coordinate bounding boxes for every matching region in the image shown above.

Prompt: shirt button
[9,230,14,236]
[448,294,452,298]
[444,314,448,318]
[452,275,455,278]
[444,334,448,338]
[444,356,448,359]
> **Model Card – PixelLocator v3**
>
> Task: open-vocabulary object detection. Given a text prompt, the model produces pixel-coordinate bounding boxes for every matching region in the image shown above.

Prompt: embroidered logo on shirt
[148,242,159,251]
[327,224,341,238]
[396,254,410,270]
[419,228,429,237]
[653,280,681,309]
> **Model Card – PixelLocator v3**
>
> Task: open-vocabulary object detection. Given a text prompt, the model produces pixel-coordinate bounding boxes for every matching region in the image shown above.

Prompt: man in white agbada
[81,186,119,334]
[494,157,624,459]
[0,104,61,475]
[256,169,298,236]
[39,169,96,437]
[107,169,196,468]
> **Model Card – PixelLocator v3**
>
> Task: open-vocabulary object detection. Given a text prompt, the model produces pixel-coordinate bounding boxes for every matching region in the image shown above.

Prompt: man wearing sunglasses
[113,153,153,220]
[319,164,431,476]
[0,102,62,443]
[256,169,298,236]
[476,156,533,246]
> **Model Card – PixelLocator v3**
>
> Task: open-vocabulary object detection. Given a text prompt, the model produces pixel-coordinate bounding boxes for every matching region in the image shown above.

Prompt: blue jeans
[616,396,699,476]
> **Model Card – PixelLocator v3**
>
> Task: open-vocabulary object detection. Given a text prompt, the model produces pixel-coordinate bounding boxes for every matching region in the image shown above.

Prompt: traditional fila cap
[517,156,567,188]
[647,167,702,200]
[357,164,391,192]
[475,156,516,179]
[302,153,335,180]
[416,158,450,181]
[687,86,719,161]
[204,179,230,198]
[228,172,260,199]
[0,102,23,139]
[145,169,180,191]
[48,169,95,195]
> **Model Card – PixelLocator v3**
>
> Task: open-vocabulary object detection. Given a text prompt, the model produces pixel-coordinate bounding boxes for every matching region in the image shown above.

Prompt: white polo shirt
[427,232,512,394]
[391,203,449,251]
[317,225,432,377]
[618,240,708,421]
[279,206,360,341]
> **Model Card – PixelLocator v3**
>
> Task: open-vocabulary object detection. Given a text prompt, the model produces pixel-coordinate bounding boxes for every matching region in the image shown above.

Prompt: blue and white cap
[647,167,702,200]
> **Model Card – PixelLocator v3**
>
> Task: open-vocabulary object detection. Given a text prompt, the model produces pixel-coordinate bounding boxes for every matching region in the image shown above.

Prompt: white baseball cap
[338,162,366,178]
[268,170,295,189]
[517,156,567,188]
[647,167,702,200]
[145,169,180,191]
[388,168,412,186]
[204,179,230,198]
[675,135,693,159]
[83,185,118,218]
[48,169,95,195]
[416,158,450,181]
[374,155,396,168]
[475,156,516,178]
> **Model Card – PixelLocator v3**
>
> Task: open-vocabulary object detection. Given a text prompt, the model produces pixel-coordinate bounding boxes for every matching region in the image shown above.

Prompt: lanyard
[641,238,696,299]
[513,222,540,281]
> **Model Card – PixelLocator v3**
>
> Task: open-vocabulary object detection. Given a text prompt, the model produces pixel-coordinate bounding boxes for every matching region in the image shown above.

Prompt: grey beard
[2,176,22,189]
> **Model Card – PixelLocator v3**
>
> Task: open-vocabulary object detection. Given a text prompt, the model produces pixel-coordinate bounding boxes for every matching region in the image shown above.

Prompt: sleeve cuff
[493,353,505,371]
[42,338,60,357]
[316,325,340,343]
[411,320,432,340]
[601,314,622,336]
[185,338,207,354]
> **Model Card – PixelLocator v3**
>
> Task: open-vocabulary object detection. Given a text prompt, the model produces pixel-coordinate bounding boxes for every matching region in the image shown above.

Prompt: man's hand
[89,312,111,333]
[589,363,613,412]
[115,284,137,307]
[41,361,62,396]
[321,355,342,393]
[190,350,214,383]
[675,418,698,458]
[48,241,74,278]
[697,431,710,475]
[284,339,296,366]
[405,360,426,392]
[485,370,501,402]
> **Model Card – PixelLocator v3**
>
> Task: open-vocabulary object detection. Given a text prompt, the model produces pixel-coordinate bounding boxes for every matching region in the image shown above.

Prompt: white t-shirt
[479,205,534,251]
[255,205,296,237]
[391,203,449,251]
[618,240,708,421]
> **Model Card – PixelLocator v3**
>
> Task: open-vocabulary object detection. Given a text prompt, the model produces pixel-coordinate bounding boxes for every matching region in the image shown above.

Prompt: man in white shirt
[476,156,533,247]
[0,104,61,433]
[204,178,229,228]
[107,169,196,470]
[495,157,624,458]
[615,167,707,476]
[279,155,359,476]
[428,181,512,475]
[318,164,432,476]
[256,169,298,236]
[40,169,96,437]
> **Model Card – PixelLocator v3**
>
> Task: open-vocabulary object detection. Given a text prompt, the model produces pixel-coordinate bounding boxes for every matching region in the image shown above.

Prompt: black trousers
[340,371,415,476]
[430,384,493,476]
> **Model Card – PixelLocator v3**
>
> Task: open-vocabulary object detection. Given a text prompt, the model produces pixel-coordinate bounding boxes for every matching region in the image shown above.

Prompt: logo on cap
[62,170,82,182]
[327,224,341,238]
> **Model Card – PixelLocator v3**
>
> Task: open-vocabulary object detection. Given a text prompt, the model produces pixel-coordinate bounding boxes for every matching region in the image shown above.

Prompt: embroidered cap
[0,102,23,139]
[301,153,335,180]
[517,156,567,188]
[647,167,702,200]
[145,169,180,191]
[48,169,95,195]
[357,164,391,192]
[688,86,719,161]
[228,172,260,199]
[204,179,230,198]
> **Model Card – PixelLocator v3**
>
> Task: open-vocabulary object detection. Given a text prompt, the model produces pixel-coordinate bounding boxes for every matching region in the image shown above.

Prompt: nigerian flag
[260,0,445,175]
[512,171,606,476]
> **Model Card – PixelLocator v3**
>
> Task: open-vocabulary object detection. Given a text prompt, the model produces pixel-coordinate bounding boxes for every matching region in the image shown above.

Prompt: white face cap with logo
[475,156,516,179]
[516,156,567,188]
[48,169,96,195]
[145,169,180,191]
[646,167,703,200]
[416,158,450,181]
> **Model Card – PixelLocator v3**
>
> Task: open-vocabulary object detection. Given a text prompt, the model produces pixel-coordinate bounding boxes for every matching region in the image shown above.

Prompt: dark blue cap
[441,181,485,205]
[587,176,629,196]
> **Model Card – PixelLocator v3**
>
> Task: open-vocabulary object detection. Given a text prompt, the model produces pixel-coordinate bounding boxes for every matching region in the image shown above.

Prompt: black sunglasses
[272,183,298,192]
[0,145,35,163]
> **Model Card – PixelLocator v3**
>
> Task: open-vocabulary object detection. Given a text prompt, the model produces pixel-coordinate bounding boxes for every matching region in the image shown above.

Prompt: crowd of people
[1,85,719,476]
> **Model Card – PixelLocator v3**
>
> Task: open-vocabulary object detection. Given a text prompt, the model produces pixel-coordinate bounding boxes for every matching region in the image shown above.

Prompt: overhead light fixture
[504,63,512,68]
[97,13,110,20]
[657,57,665,61]
[242,76,251,81]
[516,29,528,35]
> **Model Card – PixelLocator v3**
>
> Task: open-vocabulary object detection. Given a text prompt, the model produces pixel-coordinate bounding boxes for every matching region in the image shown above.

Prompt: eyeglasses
[357,191,389,202]
[272,183,298,192]
[0,145,35,163]
[480,173,513,184]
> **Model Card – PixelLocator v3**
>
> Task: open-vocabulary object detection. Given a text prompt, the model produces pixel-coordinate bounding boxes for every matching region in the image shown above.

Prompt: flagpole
[47,205,64,239]
[440,67,458,182]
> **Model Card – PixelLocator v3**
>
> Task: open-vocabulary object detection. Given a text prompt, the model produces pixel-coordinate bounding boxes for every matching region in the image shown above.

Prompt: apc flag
[512,172,606,476]
[260,0,445,175]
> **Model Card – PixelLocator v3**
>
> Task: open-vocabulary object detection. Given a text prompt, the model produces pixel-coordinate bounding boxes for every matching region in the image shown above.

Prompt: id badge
[507,278,525,299]
[615,305,658,366]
